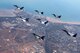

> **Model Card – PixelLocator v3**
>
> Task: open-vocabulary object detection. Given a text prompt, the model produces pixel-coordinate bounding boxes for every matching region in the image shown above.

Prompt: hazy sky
[0,0,80,22]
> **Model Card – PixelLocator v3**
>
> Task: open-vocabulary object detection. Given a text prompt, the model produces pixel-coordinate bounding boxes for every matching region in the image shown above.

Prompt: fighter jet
[62,29,77,37]
[32,33,45,40]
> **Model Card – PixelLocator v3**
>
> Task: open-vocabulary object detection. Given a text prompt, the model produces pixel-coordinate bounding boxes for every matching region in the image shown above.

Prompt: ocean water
[0,0,80,22]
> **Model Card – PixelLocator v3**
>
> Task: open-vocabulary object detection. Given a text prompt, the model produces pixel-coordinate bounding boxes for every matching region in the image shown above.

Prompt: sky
[0,0,80,22]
